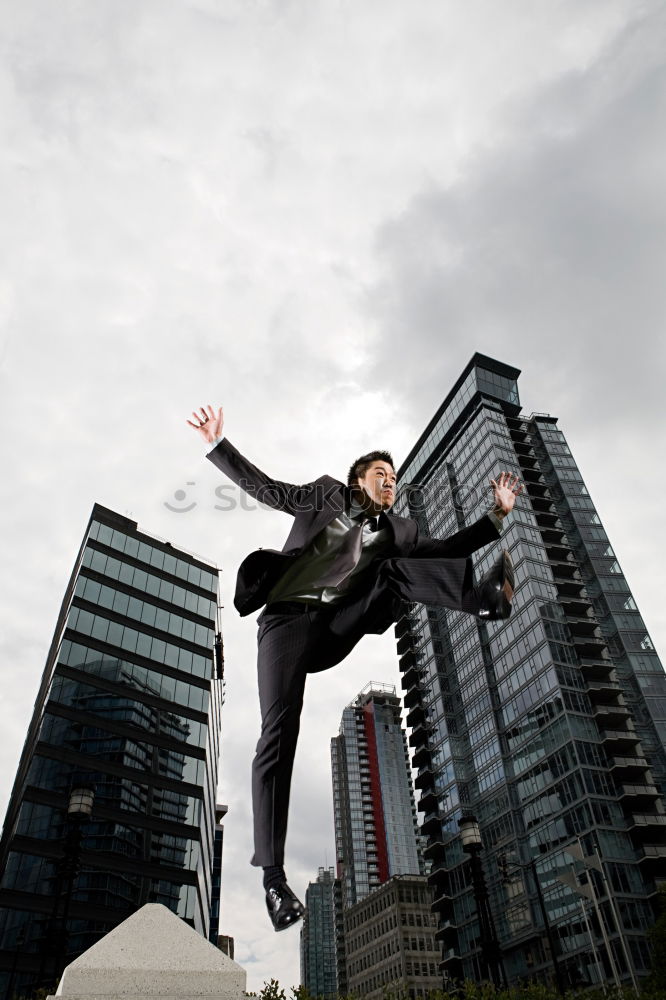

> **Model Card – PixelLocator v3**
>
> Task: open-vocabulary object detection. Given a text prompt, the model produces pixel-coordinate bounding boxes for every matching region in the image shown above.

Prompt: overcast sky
[1,0,666,990]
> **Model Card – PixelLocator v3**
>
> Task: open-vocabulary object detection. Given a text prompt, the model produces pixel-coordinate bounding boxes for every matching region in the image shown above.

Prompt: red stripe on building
[363,703,390,884]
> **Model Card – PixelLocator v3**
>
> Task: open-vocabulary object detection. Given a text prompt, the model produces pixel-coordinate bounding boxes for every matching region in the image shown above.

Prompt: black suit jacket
[207,438,501,615]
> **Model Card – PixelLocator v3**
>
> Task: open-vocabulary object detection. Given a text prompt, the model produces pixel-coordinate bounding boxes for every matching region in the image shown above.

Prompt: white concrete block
[50,904,246,1000]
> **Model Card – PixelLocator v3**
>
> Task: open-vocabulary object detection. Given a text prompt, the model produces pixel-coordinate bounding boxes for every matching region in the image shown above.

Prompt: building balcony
[420,811,441,837]
[435,919,458,941]
[415,764,435,791]
[395,615,418,641]
[534,508,560,528]
[407,703,427,728]
[560,594,592,616]
[580,657,615,679]
[403,682,422,708]
[629,814,666,840]
[439,947,463,965]
[423,839,447,863]
[529,495,556,513]
[550,557,582,580]
[573,634,609,657]
[520,464,545,481]
[593,702,631,726]
[567,614,602,637]
[555,577,587,598]
[546,543,575,563]
[602,728,640,748]
[586,673,621,701]
[397,631,417,656]
[609,755,650,775]
[399,651,418,677]
[619,783,660,803]
[637,844,666,865]
[412,745,432,769]
[540,525,567,546]
[409,720,432,748]
[431,890,454,914]
[418,788,438,814]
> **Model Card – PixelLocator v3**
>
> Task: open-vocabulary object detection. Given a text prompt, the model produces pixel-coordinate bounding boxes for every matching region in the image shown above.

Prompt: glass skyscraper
[0,504,224,997]
[300,866,346,1000]
[393,354,666,987]
[331,684,425,910]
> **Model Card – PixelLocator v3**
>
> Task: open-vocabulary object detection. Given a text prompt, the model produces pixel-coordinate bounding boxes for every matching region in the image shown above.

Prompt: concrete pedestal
[48,904,246,1000]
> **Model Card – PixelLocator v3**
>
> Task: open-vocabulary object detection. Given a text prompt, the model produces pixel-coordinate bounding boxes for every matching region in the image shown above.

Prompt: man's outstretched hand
[186,405,224,444]
[490,471,523,519]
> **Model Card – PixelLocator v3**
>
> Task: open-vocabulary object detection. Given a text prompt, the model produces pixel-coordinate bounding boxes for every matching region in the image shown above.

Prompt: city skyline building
[0,504,224,998]
[344,874,441,1000]
[331,684,425,910]
[209,803,228,948]
[392,353,666,987]
[300,866,346,1000]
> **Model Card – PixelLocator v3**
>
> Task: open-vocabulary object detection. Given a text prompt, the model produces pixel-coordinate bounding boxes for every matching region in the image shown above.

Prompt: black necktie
[315,515,378,589]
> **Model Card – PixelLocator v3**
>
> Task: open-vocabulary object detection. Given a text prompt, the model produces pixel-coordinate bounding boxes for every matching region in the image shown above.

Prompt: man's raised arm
[186,404,314,515]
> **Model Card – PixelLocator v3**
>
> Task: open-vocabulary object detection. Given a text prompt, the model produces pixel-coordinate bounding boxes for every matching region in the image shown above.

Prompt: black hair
[347,450,395,486]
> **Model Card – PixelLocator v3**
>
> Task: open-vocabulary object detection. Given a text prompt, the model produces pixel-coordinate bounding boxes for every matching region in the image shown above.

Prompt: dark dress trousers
[206,438,501,867]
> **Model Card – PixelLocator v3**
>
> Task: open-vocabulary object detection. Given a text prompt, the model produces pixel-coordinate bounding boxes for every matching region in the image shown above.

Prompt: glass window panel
[97,525,113,545]
[178,648,193,671]
[106,621,124,647]
[128,597,143,619]
[141,603,157,628]
[151,638,166,662]
[194,624,209,647]
[125,537,140,557]
[150,549,165,570]
[111,529,126,551]
[154,608,170,632]
[91,617,109,641]
[112,592,129,616]
[136,633,152,657]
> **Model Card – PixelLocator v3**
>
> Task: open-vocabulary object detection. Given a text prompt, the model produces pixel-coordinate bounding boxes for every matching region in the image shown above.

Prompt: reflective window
[74,577,213,649]
[65,609,211,679]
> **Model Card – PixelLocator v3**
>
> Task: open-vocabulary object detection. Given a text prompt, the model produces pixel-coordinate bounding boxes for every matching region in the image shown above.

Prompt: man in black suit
[187,404,522,931]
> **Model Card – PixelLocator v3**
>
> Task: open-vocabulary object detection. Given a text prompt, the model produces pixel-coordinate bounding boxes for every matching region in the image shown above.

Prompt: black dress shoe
[265,881,305,932]
[475,550,514,621]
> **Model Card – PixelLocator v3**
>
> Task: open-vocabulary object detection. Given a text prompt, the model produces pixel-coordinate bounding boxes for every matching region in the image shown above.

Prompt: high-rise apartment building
[0,504,224,998]
[331,684,425,910]
[300,866,346,1000]
[392,353,666,987]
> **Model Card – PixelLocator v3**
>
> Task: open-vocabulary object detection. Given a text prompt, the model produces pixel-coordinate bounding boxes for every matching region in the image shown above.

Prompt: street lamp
[38,786,95,990]
[459,815,506,988]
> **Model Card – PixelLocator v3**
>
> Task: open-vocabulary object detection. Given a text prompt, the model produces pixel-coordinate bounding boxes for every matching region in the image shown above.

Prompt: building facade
[300,866,346,1000]
[209,804,228,948]
[344,875,441,1000]
[392,353,666,987]
[0,504,224,997]
[331,684,425,910]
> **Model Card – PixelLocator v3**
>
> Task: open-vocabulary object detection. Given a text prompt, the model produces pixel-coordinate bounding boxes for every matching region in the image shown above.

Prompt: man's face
[355,461,397,512]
